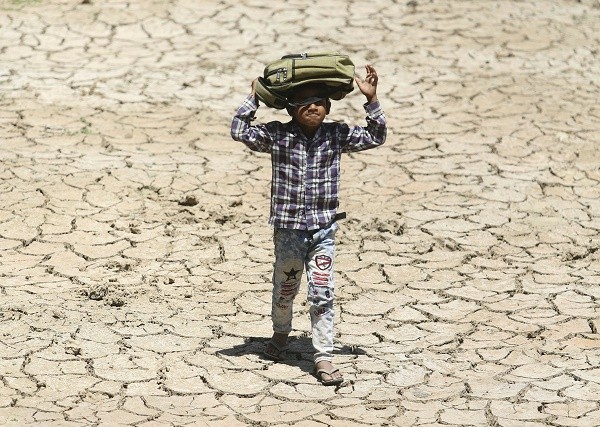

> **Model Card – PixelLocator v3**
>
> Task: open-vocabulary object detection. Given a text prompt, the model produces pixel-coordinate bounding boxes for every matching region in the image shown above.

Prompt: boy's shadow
[217,336,367,375]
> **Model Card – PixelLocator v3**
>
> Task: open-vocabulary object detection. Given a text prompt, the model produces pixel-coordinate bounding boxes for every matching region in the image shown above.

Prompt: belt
[333,212,347,222]
[309,212,346,235]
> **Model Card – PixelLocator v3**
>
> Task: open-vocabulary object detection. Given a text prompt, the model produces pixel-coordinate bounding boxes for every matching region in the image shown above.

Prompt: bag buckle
[275,68,287,83]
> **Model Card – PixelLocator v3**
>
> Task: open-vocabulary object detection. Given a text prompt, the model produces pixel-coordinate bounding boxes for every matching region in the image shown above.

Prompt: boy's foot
[263,333,289,362]
[314,360,344,386]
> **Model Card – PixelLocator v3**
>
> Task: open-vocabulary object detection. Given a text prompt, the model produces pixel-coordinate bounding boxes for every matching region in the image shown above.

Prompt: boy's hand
[355,65,378,104]
[251,77,258,97]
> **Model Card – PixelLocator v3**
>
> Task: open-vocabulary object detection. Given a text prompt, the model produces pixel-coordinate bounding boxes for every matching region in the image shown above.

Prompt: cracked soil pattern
[0,0,599,426]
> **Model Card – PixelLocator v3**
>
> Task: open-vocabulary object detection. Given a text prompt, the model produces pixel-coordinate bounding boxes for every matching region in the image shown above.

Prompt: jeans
[272,221,338,363]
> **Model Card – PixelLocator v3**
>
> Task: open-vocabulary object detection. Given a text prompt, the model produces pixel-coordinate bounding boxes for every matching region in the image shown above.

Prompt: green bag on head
[255,52,355,109]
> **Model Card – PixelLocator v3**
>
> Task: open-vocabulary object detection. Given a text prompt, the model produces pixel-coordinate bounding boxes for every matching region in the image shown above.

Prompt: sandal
[315,368,344,386]
[263,339,288,362]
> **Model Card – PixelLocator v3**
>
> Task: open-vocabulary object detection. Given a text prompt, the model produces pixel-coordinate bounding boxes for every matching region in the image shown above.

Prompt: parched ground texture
[1,0,599,426]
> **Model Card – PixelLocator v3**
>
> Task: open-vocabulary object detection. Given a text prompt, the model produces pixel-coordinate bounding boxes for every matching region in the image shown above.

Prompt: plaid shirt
[231,94,387,230]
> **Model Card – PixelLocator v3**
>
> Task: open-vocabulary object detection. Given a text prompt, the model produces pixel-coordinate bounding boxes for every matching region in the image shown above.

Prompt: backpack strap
[255,77,290,109]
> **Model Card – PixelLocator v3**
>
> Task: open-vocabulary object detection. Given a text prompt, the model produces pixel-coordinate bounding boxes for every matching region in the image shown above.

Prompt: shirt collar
[290,120,322,141]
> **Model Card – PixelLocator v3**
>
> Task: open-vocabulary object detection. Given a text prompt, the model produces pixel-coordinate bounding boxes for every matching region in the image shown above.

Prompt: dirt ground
[1,0,599,425]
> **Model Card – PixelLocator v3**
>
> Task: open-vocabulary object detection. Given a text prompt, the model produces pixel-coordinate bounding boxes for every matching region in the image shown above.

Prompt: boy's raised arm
[341,65,386,153]
[230,77,273,153]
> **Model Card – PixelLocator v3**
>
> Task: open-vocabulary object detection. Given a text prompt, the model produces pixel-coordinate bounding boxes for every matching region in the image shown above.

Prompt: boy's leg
[306,222,340,382]
[270,228,308,348]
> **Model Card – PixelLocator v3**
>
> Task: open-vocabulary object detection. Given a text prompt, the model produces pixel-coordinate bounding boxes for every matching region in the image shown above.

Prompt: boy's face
[290,86,329,136]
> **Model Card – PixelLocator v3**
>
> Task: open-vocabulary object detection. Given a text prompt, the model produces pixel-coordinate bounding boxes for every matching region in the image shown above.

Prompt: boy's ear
[326,99,331,114]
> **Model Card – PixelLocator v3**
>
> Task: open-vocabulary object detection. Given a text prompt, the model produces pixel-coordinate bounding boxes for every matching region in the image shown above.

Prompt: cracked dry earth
[0,0,599,426]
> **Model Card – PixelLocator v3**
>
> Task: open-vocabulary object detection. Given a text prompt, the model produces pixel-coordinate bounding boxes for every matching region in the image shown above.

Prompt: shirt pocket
[310,138,337,165]
[312,148,339,183]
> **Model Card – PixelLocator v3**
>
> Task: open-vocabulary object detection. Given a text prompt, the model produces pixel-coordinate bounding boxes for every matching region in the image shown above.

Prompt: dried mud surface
[1,0,599,426]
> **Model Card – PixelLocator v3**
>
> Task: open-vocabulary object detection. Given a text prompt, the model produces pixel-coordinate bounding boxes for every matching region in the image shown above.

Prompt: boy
[231,65,386,386]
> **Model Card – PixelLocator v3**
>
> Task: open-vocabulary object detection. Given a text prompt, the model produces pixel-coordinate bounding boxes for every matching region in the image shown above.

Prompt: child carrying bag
[255,52,355,109]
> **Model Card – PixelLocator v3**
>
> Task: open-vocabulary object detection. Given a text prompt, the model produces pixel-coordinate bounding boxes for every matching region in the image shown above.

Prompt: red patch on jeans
[315,255,332,270]
[280,282,298,297]
[312,271,330,286]
[314,307,329,317]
